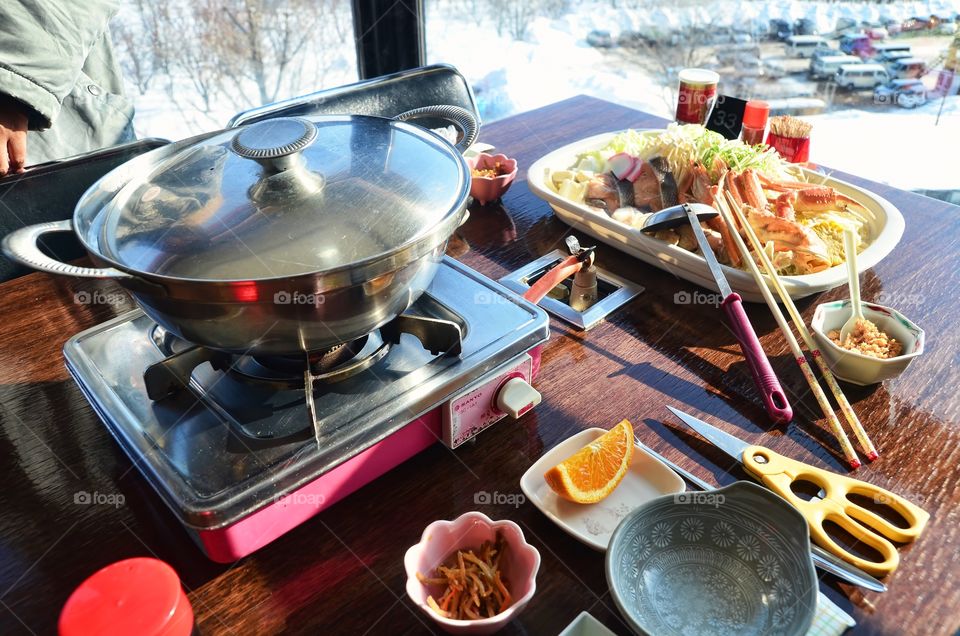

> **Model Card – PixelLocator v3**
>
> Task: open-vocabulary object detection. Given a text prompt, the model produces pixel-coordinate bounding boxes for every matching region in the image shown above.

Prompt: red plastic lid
[742,100,770,129]
[59,558,194,636]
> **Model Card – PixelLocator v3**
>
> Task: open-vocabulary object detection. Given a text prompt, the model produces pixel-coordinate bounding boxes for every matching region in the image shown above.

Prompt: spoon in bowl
[838,228,864,343]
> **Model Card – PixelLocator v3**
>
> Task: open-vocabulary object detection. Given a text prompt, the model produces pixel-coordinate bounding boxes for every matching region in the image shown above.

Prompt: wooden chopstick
[717,192,876,460]
[730,207,877,461]
[715,192,862,469]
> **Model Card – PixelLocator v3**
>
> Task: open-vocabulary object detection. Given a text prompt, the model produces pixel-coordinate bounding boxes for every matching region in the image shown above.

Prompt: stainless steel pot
[3,108,477,355]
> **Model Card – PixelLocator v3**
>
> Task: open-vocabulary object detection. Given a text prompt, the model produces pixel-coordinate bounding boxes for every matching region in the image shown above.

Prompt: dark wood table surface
[1,95,959,635]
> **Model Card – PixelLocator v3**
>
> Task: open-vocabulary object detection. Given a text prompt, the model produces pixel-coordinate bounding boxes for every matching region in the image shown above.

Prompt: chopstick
[738,208,876,462]
[718,193,876,461]
[714,192,862,469]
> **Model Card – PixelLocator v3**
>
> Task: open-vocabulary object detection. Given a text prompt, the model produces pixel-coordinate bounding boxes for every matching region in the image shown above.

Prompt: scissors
[666,406,930,577]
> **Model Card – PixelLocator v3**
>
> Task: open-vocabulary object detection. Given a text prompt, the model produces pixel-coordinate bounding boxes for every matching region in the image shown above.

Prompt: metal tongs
[523,236,597,310]
[641,203,792,424]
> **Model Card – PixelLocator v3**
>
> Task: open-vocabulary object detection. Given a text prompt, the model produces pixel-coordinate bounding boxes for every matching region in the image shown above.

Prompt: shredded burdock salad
[417,532,512,620]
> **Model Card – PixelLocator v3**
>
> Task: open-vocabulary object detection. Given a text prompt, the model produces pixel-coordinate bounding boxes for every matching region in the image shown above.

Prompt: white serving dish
[558,611,618,636]
[811,300,925,385]
[519,428,685,551]
[527,130,905,302]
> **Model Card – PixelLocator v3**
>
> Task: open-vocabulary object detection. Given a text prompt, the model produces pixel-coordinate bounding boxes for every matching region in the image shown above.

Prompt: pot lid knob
[231,117,318,171]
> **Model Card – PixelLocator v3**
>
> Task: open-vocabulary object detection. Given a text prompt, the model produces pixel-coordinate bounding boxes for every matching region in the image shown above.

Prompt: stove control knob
[495,378,541,419]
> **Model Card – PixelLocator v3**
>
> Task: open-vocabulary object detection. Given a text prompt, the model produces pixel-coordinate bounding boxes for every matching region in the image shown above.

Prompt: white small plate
[520,428,685,551]
[559,611,618,636]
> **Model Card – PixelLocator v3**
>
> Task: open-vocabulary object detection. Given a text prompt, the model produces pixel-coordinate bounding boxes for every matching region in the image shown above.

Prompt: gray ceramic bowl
[605,481,816,636]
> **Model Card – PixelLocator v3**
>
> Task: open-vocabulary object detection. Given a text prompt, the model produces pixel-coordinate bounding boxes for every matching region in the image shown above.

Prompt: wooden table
[1,96,958,635]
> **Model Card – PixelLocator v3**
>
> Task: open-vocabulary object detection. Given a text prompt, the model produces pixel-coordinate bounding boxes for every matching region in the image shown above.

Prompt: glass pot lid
[97,116,469,281]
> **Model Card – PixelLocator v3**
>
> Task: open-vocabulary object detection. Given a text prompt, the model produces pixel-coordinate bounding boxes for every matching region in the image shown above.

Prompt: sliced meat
[585,173,621,211]
[649,156,680,208]
[632,162,662,210]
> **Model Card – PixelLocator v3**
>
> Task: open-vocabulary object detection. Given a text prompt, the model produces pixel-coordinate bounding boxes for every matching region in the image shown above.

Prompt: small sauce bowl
[467,153,518,206]
[811,300,925,385]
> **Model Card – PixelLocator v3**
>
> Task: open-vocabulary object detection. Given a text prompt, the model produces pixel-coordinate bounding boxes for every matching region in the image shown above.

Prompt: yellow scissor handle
[742,445,931,577]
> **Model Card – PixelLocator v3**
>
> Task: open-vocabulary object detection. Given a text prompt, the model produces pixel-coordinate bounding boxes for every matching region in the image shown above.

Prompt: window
[112,0,358,138]
[424,1,959,199]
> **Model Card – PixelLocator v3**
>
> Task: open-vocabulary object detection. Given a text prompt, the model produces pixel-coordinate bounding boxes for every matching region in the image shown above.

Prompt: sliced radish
[624,158,646,183]
[608,153,637,180]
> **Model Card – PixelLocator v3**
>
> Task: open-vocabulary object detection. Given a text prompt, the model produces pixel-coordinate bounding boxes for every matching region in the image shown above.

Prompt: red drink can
[675,68,719,125]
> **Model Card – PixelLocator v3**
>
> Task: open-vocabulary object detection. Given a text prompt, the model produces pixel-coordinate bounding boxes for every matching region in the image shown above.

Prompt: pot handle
[394,105,479,153]
[2,220,134,280]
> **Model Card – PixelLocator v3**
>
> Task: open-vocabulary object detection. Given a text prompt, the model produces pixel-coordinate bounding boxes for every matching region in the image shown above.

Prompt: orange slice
[544,420,635,503]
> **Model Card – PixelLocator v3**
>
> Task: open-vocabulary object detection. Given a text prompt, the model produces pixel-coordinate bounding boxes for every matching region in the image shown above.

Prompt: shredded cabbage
[575,124,802,186]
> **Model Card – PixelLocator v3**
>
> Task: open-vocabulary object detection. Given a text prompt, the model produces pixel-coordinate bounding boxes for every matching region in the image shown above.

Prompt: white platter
[519,428,685,552]
[527,130,905,301]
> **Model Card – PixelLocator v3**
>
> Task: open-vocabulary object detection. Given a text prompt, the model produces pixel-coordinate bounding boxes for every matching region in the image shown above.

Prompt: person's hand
[0,96,28,176]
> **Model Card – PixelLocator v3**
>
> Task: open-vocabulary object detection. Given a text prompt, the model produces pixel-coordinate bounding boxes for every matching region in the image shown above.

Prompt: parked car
[835,17,858,34]
[811,55,862,79]
[763,58,788,79]
[870,42,911,59]
[835,63,890,89]
[716,43,762,66]
[810,46,839,61]
[866,27,888,40]
[770,19,792,41]
[889,57,928,79]
[878,51,914,66]
[786,35,830,58]
[586,30,614,48]
[936,22,959,35]
[840,33,870,56]
[874,79,927,108]
[880,18,903,35]
[794,18,817,36]
[901,17,933,32]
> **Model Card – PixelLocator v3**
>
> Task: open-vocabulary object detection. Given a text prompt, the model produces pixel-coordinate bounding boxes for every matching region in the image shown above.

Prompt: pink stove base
[193,345,543,563]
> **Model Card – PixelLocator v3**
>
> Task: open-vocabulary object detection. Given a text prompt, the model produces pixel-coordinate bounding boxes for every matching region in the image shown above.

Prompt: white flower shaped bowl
[404,511,540,635]
[811,300,925,386]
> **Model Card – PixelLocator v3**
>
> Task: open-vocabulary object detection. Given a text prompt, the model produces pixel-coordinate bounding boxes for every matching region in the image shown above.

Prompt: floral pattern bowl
[811,300,925,386]
[467,153,518,205]
[605,481,816,636]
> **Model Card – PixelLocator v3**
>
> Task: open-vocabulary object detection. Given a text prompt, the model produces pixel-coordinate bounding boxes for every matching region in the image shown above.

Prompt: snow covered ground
[123,0,959,192]
[806,94,959,189]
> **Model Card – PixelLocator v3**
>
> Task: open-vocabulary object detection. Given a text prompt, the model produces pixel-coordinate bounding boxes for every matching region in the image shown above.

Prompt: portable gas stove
[64,258,549,562]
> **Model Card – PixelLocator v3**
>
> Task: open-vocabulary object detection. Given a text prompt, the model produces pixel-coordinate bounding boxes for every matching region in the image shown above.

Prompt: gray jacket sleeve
[0,0,120,130]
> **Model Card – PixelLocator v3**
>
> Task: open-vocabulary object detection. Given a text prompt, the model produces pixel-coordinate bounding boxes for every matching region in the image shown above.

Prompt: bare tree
[620,21,721,111]
[112,0,352,126]
[491,0,538,41]
[112,19,153,94]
